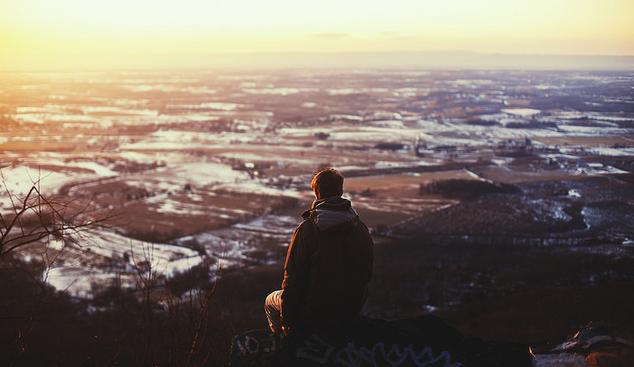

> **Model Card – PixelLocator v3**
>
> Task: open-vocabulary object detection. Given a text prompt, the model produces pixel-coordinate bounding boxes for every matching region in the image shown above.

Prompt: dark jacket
[280,197,374,329]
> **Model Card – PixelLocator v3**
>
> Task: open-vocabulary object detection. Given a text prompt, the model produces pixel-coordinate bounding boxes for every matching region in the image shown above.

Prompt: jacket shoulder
[295,218,317,236]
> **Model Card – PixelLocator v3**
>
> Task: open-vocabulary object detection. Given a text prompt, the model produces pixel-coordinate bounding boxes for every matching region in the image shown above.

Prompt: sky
[1,0,633,70]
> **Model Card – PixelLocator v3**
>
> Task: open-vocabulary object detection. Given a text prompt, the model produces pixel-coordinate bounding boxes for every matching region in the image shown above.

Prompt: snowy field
[1,69,633,297]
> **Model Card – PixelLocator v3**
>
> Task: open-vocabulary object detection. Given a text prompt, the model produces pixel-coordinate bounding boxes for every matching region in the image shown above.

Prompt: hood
[302,197,359,232]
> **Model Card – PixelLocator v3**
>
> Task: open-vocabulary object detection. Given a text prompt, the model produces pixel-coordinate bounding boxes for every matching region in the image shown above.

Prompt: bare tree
[179,262,219,367]
[0,171,111,258]
[129,242,220,367]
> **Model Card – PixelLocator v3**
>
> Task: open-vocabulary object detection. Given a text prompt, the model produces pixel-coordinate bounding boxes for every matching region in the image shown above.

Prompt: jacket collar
[301,197,358,232]
[302,196,351,219]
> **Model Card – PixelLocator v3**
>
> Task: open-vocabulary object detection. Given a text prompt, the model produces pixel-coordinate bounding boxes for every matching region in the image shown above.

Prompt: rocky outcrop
[230,317,634,367]
[533,323,634,367]
[230,316,532,367]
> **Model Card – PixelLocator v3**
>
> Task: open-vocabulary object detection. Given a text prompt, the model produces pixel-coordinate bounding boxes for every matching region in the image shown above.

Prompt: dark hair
[311,168,344,198]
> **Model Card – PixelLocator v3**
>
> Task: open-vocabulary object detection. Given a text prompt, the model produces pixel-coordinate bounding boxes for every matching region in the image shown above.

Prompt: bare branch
[0,186,37,246]
[0,175,112,258]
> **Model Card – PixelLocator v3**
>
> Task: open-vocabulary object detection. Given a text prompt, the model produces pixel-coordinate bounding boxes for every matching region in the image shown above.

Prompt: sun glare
[1,0,633,70]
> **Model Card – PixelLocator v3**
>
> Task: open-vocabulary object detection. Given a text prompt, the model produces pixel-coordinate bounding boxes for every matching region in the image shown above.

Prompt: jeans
[264,290,283,334]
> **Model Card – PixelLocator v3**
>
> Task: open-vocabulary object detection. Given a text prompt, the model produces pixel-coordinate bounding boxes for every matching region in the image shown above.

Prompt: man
[265,168,374,336]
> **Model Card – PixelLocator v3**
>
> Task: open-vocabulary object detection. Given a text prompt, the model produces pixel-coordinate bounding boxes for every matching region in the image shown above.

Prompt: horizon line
[2,51,633,73]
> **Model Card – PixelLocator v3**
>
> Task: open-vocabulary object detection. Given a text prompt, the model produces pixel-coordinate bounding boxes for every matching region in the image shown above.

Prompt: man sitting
[265,168,374,336]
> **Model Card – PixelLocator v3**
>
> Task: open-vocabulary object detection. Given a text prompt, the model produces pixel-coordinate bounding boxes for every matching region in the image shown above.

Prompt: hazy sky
[1,0,633,69]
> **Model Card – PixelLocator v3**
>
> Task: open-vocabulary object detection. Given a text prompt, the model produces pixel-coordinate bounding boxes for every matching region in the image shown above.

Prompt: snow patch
[501,108,541,117]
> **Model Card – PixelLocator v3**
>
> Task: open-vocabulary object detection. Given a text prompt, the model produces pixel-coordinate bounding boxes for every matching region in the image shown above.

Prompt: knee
[264,291,275,310]
[264,290,281,311]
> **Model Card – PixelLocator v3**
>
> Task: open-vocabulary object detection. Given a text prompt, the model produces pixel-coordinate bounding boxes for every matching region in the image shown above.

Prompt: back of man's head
[311,168,344,199]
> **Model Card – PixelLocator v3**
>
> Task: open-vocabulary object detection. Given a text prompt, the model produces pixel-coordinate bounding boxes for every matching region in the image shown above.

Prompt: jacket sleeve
[280,220,314,327]
[362,222,374,284]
